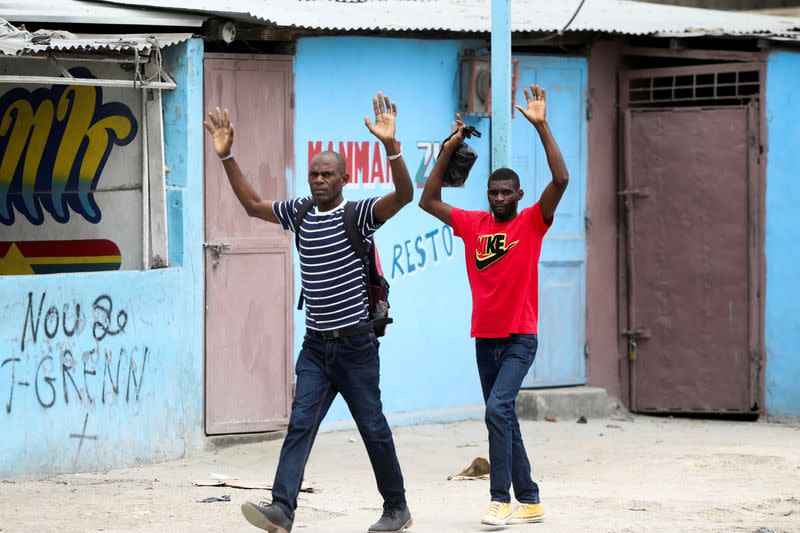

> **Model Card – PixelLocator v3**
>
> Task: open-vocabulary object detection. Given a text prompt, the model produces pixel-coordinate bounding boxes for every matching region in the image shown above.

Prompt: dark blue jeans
[475,334,540,504]
[271,330,406,521]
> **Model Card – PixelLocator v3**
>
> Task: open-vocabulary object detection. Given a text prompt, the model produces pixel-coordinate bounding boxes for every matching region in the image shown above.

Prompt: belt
[307,321,372,339]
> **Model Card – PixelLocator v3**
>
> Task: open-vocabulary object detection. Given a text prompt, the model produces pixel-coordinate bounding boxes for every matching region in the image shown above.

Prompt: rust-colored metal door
[622,105,759,414]
[203,55,294,434]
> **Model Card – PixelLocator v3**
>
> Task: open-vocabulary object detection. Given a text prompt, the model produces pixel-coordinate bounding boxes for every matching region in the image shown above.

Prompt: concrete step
[516,386,610,421]
[204,430,287,451]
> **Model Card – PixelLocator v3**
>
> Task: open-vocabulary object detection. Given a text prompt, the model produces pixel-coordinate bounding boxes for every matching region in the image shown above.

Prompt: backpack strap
[293,198,315,310]
[293,198,315,253]
[343,201,370,271]
[344,201,384,286]
[344,202,393,333]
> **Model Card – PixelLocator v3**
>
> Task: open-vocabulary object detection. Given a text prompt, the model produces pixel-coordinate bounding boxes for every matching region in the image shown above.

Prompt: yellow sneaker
[507,503,545,524]
[480,501,513,526]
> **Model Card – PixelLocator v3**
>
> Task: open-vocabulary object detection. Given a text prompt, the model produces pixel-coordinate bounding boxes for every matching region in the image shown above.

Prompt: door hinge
[584,211,592,230]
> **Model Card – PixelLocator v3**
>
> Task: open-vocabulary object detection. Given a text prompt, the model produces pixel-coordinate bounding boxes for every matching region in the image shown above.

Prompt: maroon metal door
[622,106,759,414]
[203,55,294,434]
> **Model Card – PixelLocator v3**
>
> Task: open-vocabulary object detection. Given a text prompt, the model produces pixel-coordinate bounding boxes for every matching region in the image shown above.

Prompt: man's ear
[342,172,351,185]
[518,189,524,200]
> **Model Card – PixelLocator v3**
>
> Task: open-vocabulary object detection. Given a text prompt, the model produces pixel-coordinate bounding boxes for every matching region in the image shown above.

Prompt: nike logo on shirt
[474,234,519,270]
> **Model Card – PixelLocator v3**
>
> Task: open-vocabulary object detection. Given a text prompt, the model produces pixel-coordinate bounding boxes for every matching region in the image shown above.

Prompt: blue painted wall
[765,50,800,418]
[0,38,205,477]
[295,37,490,426]
[294,37,587,428]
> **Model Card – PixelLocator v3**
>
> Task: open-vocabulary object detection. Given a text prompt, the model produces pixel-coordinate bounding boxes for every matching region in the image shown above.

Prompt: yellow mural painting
[0,67,138,226]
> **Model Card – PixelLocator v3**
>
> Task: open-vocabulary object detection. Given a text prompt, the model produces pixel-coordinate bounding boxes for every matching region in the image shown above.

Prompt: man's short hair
[312,150,347,175]
[488,167,520,189]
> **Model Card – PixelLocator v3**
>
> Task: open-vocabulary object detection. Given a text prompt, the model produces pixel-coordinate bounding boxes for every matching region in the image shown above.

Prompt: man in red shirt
[419,84,568,526]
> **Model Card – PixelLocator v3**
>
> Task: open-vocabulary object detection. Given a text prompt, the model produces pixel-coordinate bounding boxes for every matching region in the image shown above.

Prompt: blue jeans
[475,334,540,504]
[271,330,406,520]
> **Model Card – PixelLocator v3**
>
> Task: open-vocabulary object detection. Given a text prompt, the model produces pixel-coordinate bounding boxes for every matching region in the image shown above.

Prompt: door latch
[622,328,651,361]
[617,189,651,199]
[203,242,230,258]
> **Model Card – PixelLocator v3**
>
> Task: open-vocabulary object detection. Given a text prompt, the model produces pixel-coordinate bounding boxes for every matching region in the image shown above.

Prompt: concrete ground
[1,415,799,533]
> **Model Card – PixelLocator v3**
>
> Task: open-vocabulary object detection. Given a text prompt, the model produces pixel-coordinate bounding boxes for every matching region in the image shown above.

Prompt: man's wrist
[533,120,549,131]
[441,143,458,156]
[382,139,399,155]
[220,153,234,161]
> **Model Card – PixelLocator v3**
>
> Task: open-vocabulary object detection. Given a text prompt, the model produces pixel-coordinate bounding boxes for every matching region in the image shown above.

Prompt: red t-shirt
[451,203,551,338]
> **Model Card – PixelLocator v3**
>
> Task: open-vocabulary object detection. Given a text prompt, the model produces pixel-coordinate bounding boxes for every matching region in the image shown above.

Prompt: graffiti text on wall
[390,223,455,279]
[0,68,138,226]
[308,140,402,189]
[1,291,149,413]
[414,141,442,188]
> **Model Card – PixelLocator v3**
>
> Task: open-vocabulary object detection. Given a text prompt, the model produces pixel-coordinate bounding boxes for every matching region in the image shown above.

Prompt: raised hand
[444,113,467,152]
[364,91,397,144]
[203,107,234,158]
[516,84,547,126]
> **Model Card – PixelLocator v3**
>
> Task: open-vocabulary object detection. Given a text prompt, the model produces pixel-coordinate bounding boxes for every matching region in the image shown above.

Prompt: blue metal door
[511,55,587,388]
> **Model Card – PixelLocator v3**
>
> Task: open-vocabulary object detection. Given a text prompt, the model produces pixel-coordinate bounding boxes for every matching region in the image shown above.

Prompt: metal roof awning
[87,0,800,41]
[0,21,193,56]
[0,19,191,89]
[0,0,207,27]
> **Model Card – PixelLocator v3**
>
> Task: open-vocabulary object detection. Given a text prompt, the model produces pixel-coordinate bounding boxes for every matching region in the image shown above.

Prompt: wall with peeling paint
[0,38,205,477]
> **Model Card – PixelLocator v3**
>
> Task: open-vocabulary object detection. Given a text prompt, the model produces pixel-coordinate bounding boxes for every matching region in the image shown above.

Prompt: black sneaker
[368,506,413,532]
[241,501,293,533]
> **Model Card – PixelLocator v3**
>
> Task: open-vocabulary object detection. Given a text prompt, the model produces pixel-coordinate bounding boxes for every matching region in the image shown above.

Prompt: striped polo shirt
[273,196,382,331]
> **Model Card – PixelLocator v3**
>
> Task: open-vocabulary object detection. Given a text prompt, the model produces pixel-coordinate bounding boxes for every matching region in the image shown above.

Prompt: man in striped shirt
[204,92,413,533]
[275,196,383,332]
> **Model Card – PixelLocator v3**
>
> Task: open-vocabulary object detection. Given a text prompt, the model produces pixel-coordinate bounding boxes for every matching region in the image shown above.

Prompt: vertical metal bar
[746,100,760,410]
[491,0,512,170]
[621,109,637,410]
[147,88,169,267]
[141,88,150,270]
[756,64,767,415]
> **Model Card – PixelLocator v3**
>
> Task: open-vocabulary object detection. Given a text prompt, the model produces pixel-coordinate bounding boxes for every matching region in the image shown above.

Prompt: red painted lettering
[307,141,323,170]
[371,142,384,184]
[353,141,370,184]
[338,141,354,176]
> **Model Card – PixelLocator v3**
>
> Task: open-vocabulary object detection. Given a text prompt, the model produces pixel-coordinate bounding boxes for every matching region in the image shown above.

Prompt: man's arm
[365,93,414,223]
[515,85,569,224]
[418,116,467,227]
[204,107,279,224]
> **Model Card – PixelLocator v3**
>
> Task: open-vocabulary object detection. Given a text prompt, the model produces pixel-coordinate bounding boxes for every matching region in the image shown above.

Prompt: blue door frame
[511,55,587,388]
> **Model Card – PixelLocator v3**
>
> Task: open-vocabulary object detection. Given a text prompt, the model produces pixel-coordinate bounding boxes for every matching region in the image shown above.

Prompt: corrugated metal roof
[90,0,800,39]
[0,0,206,27]
[0,19,193,55]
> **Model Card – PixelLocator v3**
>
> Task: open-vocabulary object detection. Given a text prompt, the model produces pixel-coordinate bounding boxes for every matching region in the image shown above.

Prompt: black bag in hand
[440,125,482,187]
